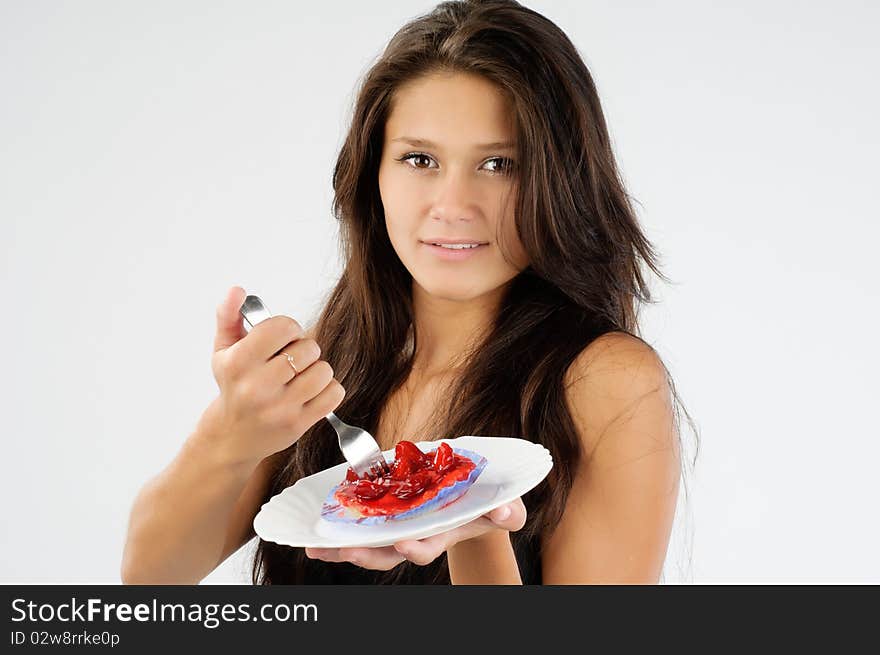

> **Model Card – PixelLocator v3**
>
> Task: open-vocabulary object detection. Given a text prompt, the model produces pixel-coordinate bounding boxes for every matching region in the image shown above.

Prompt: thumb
[488,499,527,531]
[214,285,248,353]
[490,505,512,523]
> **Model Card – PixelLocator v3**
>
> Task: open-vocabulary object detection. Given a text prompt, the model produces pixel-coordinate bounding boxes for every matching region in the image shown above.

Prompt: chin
[423,286,484,303]
[414,277,489,302]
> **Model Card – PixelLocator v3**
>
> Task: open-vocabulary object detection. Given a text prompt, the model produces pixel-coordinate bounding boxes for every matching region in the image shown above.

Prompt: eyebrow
[391,136,516,151]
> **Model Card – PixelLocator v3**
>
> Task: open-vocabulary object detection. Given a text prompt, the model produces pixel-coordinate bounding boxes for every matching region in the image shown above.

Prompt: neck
[409,279,506,379]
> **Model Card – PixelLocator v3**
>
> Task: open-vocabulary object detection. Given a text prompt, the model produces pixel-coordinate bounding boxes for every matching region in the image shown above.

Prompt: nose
[429,168,478,224]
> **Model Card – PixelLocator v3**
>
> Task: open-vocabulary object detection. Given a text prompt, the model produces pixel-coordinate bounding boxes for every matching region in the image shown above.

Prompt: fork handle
[239,295,273,330]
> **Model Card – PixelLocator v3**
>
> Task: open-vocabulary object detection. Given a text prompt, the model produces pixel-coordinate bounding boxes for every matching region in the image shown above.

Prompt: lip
[419,240,489,261]
[421,238,490,245]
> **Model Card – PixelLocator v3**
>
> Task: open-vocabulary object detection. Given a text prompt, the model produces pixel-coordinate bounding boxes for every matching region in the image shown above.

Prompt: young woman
[122,0,693,585]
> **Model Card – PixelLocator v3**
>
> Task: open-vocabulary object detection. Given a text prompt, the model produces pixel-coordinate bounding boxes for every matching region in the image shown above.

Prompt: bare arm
[447,528,523,584]
[541,332,681,584]
[121,293,340,585]
[120,409,283,585]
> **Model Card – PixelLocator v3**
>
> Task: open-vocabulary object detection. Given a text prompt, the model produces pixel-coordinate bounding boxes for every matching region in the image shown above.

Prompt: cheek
[380,166,419,239]
[379,168,404,245]
[378,163,394,217]
[508,236,529,270]
[496,211,529,272]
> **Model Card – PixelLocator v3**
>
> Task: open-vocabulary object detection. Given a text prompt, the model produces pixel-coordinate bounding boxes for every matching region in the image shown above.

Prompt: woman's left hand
[304,498,526,570]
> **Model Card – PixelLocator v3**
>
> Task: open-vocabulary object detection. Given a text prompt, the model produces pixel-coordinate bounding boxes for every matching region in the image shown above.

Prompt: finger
[214,286,248,352]
[269,338,322,385]
[393,503,527,564]
[486,499,527,531]
[393,538,447,566]
[341,547,407,571]
[306,546,405,571]
[304,547,342,562]
[404,513,499,557]
[242,315,305,362]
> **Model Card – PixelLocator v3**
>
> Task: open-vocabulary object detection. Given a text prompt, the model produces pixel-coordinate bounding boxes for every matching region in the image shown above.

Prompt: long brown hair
[253,0,697,584]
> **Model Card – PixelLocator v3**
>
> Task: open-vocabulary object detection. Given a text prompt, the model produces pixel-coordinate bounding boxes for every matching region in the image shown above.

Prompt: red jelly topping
[334,441,476,517]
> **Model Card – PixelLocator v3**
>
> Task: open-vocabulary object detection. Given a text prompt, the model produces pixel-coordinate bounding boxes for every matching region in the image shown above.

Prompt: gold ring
[284,353,299,375]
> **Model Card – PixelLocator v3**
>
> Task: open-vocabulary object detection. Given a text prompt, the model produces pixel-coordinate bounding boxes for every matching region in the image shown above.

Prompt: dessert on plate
[320,440,487,525]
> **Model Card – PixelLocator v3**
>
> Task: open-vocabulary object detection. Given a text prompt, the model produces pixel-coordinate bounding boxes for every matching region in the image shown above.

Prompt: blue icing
[320,447,487,525]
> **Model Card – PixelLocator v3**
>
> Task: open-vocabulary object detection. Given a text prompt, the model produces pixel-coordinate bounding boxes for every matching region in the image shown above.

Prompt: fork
[239,294,391,480]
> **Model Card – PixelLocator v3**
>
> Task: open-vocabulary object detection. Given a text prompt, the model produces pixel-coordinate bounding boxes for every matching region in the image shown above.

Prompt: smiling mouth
[418,240,489,261]
[430,243,482,250]
[419,239,489,250]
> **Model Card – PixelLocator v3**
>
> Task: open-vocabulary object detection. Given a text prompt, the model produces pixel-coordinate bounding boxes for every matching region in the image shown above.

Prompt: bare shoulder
[564,331,669,393]
[563,331,674,458]
[543,331,680,583]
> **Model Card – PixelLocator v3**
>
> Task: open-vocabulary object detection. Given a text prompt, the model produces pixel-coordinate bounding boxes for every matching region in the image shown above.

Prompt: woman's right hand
[196,285,345,467]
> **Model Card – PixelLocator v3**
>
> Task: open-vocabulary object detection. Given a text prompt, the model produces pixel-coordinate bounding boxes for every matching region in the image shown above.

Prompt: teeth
[434,243,481,249]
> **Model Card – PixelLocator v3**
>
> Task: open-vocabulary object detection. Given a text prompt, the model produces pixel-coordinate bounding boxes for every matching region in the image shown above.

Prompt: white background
[1,1,877,584]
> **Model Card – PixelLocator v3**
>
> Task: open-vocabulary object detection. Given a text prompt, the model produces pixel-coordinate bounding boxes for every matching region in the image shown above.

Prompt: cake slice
[321,441,487,525]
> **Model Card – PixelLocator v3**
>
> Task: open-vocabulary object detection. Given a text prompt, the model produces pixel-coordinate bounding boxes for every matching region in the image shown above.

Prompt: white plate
[253,435,553,548]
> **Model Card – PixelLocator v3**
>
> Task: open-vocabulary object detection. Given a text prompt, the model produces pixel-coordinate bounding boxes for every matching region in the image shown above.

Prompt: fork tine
[325,410,390,480]
[361,460,378,481]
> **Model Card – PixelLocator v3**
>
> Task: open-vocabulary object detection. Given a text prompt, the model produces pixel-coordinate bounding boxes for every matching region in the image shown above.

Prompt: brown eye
[484,157,515,175]
[399,153,436,170]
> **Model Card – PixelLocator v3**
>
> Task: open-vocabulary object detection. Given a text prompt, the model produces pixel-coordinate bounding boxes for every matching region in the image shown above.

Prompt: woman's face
[378,71,529,302]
